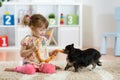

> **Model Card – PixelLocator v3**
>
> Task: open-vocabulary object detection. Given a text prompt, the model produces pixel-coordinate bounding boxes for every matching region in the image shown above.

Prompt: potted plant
[0,0,8,7]
[0,1,2,7]
[48,13,56,25]
[48,13,55,18]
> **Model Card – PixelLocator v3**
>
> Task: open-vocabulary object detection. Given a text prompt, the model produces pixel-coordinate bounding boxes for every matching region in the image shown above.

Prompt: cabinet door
[58,27,79,47]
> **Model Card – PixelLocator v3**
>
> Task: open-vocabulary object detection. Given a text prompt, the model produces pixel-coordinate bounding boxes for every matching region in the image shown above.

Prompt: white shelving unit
[0,1,83,50]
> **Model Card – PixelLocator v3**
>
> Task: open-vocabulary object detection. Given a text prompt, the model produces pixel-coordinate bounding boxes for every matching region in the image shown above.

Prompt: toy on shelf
[0,0,11,7]
[60,13,64,25]
[67,14,78,25]
[0,1,2,7]
[45,28,58,46]
[0,36,8,47]
[48,13,56,25]
[3,12,14,25]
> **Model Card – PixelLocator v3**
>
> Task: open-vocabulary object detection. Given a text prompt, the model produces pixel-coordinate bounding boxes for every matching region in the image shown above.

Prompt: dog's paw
[88,68,92,71]
[74,69,78,72]
[64,68,67,70]
[88,68,96,71]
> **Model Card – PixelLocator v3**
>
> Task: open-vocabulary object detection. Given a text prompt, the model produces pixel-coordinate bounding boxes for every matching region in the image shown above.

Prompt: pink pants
[14,63,56,74]
[14,64,36,74]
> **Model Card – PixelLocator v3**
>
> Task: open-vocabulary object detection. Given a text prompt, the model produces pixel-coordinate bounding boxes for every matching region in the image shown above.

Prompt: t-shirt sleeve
[21,35,31,46]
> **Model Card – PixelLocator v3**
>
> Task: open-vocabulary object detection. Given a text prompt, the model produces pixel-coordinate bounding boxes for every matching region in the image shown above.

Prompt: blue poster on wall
[3,15,14,25]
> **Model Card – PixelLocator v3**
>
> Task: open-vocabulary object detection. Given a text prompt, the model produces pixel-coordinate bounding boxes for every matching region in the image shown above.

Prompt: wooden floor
[0,50,22,61]
[0,48,120,61]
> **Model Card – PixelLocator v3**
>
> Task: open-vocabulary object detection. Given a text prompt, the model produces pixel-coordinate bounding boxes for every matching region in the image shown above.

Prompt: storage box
[3,15,14,25]
[67,14,78,25]
[0,36,8,47]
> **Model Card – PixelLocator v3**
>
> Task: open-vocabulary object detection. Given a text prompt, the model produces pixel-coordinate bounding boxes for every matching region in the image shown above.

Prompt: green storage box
[67,14,78,25]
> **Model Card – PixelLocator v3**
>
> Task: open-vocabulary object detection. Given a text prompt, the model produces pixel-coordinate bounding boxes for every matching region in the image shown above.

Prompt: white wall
[75,0,120,48]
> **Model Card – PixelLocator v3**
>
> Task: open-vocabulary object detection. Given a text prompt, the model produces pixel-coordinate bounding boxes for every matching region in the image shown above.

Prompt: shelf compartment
[15,5,37,25]
[58,5,80,25]
[0,27,15,46]
[0,5,15,25]
[37,5,58,25]
[0,2,82,50]
[58,27,80,47]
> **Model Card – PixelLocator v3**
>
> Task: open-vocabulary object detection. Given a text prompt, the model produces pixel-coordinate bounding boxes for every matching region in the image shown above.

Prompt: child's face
[31,25,47,37]
[37,25,46,35]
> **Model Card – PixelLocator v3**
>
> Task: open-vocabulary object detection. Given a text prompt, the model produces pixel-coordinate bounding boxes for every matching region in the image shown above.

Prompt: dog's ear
[71,43,74,47]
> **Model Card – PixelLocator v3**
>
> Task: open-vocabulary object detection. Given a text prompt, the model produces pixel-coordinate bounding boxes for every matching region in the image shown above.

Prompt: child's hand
[31,46,39,52]
[49,50,58,56]
[34,46,39,52]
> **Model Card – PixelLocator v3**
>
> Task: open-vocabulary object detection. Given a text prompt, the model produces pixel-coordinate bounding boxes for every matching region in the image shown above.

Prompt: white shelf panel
[49,25,59,27]
[0,46,20,50]
[3,2,81,5]
[0,26,15,27]
[58,25,80,27]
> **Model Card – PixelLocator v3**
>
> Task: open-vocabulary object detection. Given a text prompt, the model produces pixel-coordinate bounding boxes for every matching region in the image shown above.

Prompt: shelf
[58,25,80,27]
[0,26,15,27]
[0,46,20,50]
[0,2,83,49]
[49,25,59,27]
[2,2,81,5]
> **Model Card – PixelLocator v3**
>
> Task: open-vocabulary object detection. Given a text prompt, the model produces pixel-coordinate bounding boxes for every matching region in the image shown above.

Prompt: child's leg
[39,63,56,74]
[14,64,36,74]
[4,68,14,71]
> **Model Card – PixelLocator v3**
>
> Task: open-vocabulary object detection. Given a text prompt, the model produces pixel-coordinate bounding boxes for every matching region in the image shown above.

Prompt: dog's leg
[73,64,79,72]
[91,62,96,69]
[97,60,102,66]
[64,63,72,70]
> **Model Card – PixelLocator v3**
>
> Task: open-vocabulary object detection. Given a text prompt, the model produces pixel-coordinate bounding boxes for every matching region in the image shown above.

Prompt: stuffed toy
[35,48,64,63]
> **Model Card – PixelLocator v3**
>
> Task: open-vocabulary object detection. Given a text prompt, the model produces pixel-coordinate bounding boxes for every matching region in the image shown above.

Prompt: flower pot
[48,18,56,25]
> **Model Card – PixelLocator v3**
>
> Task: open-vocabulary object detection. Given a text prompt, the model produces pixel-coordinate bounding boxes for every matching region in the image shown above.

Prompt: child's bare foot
[4,68,14,72]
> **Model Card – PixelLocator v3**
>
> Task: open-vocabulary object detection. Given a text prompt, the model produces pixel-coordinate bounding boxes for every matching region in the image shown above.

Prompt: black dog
[64,44,102,72]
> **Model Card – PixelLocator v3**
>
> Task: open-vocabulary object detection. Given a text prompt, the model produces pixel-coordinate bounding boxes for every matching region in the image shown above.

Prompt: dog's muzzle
[64,49,69,54]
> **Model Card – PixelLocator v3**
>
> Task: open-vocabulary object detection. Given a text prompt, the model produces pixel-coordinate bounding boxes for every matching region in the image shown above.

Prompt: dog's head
[64,44,75,54]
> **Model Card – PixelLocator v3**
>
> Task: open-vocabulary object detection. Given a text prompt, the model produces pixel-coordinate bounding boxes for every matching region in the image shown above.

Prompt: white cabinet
[0,1,83,49]
[58,27,80,47]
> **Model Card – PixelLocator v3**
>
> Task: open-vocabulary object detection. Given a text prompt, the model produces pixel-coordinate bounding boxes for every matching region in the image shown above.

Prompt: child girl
[4,14,61,74]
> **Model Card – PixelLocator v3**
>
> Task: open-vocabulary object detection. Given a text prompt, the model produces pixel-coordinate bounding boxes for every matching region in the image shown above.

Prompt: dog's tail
[97,61,102,66]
